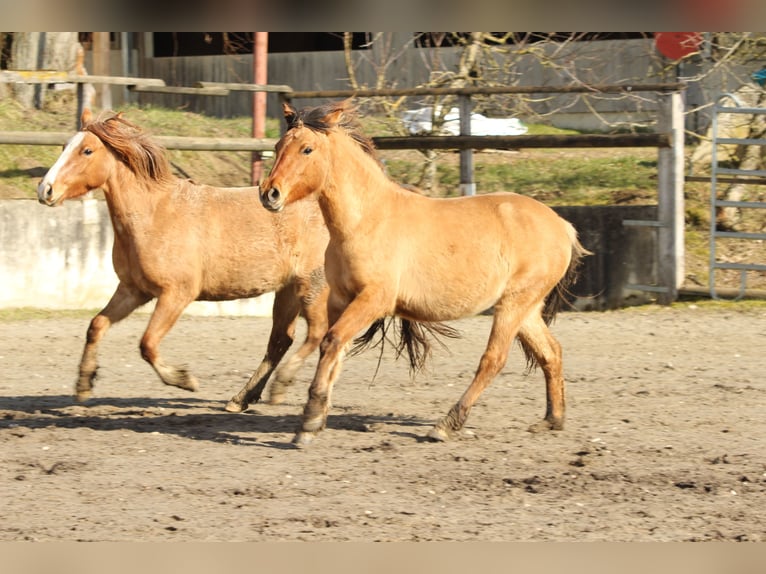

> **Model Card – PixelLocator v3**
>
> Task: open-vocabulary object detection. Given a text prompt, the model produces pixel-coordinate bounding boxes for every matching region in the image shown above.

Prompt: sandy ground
[0,304,764,542]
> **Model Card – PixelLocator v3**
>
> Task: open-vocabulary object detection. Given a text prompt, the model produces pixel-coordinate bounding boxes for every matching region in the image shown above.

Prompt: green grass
[383,149,657,203]
[0,97,282,197]
[0,94,660,202]
[0,307,100,321]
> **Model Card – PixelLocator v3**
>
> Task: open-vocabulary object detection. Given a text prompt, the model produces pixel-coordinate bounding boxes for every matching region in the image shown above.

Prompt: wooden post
[656,90,685,304]
[458,94,475,196]
[252,32,268,186]
[92,32,112,110]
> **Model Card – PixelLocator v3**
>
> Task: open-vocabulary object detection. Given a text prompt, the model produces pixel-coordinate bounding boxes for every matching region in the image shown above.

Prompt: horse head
[37,111,166,206]
[260,101,349,212]
[37,125,111,207]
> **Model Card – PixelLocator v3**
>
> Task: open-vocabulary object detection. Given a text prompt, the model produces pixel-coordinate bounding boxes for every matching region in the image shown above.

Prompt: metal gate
[709,94,766,299]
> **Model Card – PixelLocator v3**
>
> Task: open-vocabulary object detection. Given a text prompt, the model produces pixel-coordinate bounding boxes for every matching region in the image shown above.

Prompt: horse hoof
[527,419,564,433]
[75,391,92,403]
[292,432,315,447]
[183,377,200,392]
[224,400,246,413]
[426,426,451,442]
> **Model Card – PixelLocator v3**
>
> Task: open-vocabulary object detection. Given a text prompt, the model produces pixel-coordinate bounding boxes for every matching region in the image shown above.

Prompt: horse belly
[196,264,283,301]
[397,254,508,321]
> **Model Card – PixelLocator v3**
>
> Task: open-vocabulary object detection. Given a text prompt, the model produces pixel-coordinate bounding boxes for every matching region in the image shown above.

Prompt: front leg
[77,284,149,402]
[268,282,329,405]
[139,293,196,391]
[293,289,387,446]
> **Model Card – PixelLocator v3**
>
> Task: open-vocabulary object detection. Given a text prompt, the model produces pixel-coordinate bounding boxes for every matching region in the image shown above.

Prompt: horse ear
[322,99,354,127]
[322,107,345,127]
[80,107,93,129]
[282,102,301,128]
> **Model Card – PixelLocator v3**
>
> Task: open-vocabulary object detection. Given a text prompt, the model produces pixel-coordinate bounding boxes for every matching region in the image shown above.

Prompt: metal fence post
[458,94,475,196]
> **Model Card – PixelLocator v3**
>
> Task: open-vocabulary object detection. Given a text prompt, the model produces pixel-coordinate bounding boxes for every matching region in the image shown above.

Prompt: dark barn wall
[554,205,659,310]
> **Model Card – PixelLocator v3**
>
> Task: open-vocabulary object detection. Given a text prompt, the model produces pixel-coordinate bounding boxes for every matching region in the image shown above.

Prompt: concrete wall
[1,199,658,313]
[0,199,274,315]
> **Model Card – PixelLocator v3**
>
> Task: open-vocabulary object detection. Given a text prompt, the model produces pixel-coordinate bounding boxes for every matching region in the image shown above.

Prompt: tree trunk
[9,32,80,109]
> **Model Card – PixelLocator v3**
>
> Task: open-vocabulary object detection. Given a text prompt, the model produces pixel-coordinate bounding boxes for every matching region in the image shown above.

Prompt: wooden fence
[0,72,686,302]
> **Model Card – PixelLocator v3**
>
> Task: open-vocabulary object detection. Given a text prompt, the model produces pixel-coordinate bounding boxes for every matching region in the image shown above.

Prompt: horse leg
[76,283,150,402]
[139,293,197,391]
[225,287,301,412]
[293,290,383,446]
[427,302,526,442]
[268,284,329,405]
[517,311,566,432]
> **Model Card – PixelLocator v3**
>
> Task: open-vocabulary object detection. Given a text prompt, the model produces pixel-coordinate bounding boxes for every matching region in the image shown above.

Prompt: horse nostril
[46,185,53,199]
[268,187,280,203]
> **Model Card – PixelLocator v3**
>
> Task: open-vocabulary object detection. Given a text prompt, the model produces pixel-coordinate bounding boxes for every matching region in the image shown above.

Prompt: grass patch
[383,150,657,202]
[0,307,99,322]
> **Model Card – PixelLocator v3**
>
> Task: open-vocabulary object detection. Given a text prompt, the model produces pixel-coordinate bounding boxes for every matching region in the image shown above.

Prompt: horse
[37,110,330,412]
[260,100,590,446]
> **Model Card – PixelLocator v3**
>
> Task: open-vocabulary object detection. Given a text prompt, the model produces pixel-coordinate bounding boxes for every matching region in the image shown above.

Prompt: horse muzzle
[260,186,284,212]
[37,181,59,206]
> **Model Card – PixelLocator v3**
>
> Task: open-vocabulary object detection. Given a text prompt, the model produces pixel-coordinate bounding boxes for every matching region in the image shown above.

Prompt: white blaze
[42,131,85,187]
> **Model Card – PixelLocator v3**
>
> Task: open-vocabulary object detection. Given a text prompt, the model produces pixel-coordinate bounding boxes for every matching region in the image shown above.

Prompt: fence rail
[285,83,687,100]
[1,75,686,302]
[0,131,670,152]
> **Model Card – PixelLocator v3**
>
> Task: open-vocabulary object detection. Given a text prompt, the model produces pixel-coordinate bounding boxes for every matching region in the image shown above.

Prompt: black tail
[541,237,591,325]
[349,317,461,377]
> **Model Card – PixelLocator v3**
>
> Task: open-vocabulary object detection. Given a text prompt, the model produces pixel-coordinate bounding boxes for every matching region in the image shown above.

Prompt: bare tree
[341,32,766,205]
[677,33,766,230]
[341,33,666,192]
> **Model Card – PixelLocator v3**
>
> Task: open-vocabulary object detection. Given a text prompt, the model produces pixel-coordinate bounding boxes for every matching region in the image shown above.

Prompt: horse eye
[302,147,313,155]
[83,148,93,156]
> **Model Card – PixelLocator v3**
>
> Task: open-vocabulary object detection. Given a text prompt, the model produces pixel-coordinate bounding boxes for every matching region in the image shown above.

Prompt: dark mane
[84,113,174,183]
[290,101,381,163]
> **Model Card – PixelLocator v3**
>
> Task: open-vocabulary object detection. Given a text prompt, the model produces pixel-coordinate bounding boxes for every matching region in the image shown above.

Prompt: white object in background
[402,106,528,136]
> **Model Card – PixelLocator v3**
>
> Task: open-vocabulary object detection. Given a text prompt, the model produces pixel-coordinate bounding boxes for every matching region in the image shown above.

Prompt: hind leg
[517,310,565,432]
[427,302,524,441]
[76,283,151,402]
[139,293,197,391]
[269,283,329,405]
[225,287,301,412]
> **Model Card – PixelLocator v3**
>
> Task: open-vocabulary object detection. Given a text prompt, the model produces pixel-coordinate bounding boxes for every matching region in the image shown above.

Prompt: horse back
[389,191,578,320]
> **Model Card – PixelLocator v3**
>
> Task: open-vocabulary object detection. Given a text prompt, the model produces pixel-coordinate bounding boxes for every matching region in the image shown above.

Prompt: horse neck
[101,161,172,233]
[317,132,395,238]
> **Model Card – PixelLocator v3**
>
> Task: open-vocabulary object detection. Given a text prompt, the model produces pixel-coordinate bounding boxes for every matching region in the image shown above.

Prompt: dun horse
[37,111,329,411]
[260,100,590,445]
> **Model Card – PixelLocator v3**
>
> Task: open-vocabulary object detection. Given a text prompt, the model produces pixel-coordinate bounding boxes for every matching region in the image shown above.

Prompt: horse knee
[86,315,110,343]
[319,330,344,359]
[478,349,508,376]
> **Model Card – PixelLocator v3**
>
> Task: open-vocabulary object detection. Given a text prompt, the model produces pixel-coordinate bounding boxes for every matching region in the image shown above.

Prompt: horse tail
[542,222,591,325]
[349,317,461,377]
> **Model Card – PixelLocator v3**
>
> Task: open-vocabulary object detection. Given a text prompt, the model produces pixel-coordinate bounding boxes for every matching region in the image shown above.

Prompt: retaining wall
[1,199,659,314]
[0,199,274,315]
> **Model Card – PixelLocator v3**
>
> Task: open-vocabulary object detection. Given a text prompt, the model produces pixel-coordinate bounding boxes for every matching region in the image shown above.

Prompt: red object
[655,32,703,61]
